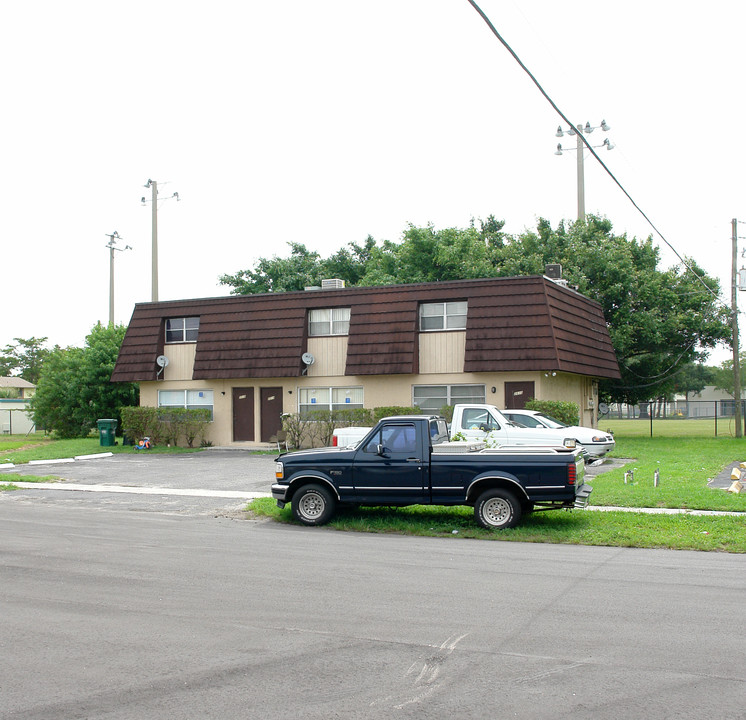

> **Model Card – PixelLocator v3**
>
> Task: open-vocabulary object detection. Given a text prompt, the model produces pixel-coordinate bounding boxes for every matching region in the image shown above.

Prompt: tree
[0,337,52,384]
[668,362,717,399]
[217,215,731,405]
[496,217,731,404]
[219,242,323,294]
[218,238,379,295]
[31,323,138,438]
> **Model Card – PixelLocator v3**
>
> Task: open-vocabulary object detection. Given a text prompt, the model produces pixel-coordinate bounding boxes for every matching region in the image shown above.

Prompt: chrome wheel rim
[298,491,325,520]
[483,497,511,526]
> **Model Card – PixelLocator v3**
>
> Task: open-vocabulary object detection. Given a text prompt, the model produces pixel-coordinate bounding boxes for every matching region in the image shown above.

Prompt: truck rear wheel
[474,489,522,529]
[292,484,336,526]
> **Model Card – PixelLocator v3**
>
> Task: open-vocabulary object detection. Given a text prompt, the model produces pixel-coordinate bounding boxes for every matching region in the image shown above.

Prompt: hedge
[120,406,211,448]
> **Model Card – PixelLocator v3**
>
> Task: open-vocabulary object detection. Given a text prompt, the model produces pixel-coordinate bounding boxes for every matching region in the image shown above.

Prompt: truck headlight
[275,461,284,480]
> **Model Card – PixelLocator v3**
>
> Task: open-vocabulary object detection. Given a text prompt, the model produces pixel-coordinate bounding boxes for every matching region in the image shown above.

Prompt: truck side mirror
[377,443,388,457]
[479,423,489,432]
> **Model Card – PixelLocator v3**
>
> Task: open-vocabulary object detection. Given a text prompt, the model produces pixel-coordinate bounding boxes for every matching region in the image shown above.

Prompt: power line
[464,0,723,307]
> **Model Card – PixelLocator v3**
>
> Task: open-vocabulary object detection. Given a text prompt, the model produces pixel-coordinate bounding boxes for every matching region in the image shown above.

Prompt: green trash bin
[97,418,118,447]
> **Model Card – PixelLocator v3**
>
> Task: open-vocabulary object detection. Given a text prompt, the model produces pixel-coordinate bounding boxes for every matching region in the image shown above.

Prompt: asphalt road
[0,450,276,516]
[1,452,745,719]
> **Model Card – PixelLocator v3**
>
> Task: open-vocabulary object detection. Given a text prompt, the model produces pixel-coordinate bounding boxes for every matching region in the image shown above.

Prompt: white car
[502,409,615,457]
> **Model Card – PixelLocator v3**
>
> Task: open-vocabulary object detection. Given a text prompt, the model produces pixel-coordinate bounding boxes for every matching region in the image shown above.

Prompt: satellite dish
[156,355,170,368]
[598,402,609,416]
[301,352,315,366]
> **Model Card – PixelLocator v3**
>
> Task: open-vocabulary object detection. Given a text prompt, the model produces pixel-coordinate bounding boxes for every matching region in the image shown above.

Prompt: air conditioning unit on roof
[321,278,345,289]
[544,264,562,279]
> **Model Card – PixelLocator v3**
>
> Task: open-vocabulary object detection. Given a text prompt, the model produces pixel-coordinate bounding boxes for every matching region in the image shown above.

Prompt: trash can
[97,418,118,447]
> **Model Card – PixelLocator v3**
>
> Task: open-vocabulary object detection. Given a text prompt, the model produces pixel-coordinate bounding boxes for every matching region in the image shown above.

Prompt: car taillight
[567,462,576,486]
[332,435,338,447]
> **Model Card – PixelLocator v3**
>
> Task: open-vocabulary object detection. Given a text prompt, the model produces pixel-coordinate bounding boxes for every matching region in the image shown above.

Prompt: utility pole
[733,218,743,438]
[105,231,132,326]
[148,179,158,302]
[141,179,179,303]
[575,125,585,221]
[555,121,614,222]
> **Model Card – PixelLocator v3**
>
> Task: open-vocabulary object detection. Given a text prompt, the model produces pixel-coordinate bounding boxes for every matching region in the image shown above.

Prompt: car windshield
[537,413,567,429]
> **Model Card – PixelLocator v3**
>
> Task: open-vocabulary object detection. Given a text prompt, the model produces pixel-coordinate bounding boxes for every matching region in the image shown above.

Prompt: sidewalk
[5,481,270,499]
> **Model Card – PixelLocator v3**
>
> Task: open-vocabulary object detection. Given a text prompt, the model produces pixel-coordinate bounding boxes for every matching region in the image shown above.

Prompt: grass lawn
[602,417,737,438]
[248,432,746,552]
[0,433,201,465]
[248,497,746,552]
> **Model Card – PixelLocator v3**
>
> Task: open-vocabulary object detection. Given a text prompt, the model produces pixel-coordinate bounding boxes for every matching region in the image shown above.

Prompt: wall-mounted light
[491,386,496,393]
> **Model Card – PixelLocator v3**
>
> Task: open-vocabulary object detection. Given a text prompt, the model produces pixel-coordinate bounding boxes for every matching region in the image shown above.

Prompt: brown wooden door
[505,381,535,409]
[260,387,283,442]
[232,387,254,441]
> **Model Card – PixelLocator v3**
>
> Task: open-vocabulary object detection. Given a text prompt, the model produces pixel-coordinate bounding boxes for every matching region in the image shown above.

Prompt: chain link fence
[601,400,746,437]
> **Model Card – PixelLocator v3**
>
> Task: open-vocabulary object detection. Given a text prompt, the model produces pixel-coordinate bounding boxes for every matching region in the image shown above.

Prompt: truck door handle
[406,458,422,463]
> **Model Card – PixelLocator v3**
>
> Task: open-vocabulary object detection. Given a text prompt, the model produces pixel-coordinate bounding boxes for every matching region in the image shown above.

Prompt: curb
[3,481,270,499]
[585,505,745,517]
[1,452,114,470]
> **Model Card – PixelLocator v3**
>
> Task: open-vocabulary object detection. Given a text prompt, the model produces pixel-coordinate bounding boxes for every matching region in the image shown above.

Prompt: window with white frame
[158,389,214,420]
[308,308,350,336]
[298,386,363,416]
[165,317,200,343]
[412,384,485,414]
[419,301,467,331]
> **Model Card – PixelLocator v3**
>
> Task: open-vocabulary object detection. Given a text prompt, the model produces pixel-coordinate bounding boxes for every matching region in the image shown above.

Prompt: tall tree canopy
[0,337,52,384]
[31,323,138,438]
[220,215,730,404]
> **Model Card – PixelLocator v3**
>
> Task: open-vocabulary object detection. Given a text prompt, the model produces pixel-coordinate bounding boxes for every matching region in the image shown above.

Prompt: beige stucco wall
[141,338,598,445]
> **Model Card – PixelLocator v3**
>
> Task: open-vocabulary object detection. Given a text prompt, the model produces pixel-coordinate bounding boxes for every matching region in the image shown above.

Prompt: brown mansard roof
[111,276,621,382]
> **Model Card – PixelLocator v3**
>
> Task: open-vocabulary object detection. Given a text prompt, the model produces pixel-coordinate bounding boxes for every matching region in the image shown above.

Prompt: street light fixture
[554,120,614,221]
[105,231,132,326]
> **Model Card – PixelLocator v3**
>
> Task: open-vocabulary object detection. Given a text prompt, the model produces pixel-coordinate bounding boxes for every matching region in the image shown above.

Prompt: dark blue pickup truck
[272,415,591,529]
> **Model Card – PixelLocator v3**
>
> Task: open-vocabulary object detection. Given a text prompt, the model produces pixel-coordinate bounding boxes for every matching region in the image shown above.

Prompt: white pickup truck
[451,404,574,448]
[332,403,575,450]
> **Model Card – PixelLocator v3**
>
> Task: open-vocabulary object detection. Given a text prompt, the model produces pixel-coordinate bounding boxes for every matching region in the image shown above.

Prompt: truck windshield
[537,413,568,429]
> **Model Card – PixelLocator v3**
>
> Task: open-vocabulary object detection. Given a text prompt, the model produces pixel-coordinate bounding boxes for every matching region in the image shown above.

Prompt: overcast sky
[2,1,744,365]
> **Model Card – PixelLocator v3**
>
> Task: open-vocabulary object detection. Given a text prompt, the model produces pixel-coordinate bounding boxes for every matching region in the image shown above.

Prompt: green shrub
[333,408,373,426]
[178,408,211,448]
[372,406,420,421]
[524,399,579,426]
[282,413,312,449]
[120,406,158,443]
[120,406,211,448]
[306,410,337,447]
[439,405,454,422]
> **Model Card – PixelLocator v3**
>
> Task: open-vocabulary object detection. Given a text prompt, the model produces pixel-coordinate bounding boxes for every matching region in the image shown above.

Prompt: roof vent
[321,278,345,289]
[544,264,562,279]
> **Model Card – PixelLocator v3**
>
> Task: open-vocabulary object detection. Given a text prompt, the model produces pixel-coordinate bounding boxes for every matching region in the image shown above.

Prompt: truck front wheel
[474,489,522,529]
[292,484,336,526]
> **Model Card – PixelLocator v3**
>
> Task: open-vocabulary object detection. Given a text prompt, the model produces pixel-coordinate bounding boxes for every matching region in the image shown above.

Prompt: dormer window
[419,301,467,331]
[309,308,350,336]
[166,317,199,343]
